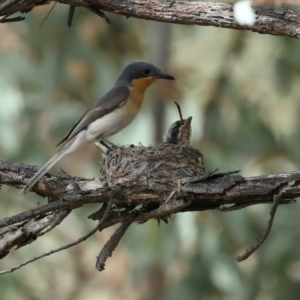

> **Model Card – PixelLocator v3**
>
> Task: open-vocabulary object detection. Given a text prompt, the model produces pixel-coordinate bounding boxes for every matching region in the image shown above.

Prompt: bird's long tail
[21,148,68,194]
[21,130,88,194]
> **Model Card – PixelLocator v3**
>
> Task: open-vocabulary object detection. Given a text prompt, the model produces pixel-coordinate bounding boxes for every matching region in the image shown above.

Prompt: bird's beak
[180,116,192,132]
[178,116,192,145]
[156,73,175,80]
[181,117,193,131]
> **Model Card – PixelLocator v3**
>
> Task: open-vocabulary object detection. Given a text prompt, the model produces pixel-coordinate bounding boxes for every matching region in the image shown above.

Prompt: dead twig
[96,212,137,271]
[67,5,75,27]
[164,190,177,205]
[236,186,285,262]
[39,2,57,28]
[0,199,113,275]
[0,15,24,23]
[0,223,100,275]
[174,102,184,125]
[218,199,295,212]
[86,4,111,24]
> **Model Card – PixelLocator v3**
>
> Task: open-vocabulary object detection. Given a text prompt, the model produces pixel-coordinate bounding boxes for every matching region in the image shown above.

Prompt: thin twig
[174,102,184,125]
[39,2,57,28]
[236,188,285,262]
[218,199,294,212]
[67,5,75,27]
[86,5,111,24]
[164,190,177,205]
[0,224,99,275]
[0,200,113,275]
[0,15,25,23]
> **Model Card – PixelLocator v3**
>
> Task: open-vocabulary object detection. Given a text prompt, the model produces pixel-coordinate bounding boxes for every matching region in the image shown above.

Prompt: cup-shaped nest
[102,144,205,204]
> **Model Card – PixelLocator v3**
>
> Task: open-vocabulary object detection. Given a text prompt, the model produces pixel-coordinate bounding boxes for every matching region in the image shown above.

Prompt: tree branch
[0,210,70,259]
[0,158,298,218]
[236,187,285,262]
[1,0,300,39]
[0,219,102,275]
[0,157,298,230]
[0,142,298,270]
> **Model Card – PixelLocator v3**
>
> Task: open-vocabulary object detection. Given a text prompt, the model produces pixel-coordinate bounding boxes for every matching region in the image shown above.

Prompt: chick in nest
[164,102,192,145]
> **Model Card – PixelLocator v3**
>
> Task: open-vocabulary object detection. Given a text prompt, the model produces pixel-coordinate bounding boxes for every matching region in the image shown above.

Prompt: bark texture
[0,143,297,259]
[1,0,300,39]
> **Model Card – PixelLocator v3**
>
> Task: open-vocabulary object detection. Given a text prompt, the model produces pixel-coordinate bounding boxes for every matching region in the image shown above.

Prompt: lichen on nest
[102,144,205,203]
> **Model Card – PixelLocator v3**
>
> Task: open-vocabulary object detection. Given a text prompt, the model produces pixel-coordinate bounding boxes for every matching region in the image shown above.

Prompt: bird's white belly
[86,100,141,141]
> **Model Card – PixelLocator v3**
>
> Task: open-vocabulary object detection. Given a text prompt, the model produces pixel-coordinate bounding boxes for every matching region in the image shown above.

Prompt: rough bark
[1,0,300,39]
[0,141,298,260]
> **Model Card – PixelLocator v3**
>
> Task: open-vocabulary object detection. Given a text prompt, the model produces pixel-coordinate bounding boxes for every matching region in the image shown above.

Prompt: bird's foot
[100,139,118,151]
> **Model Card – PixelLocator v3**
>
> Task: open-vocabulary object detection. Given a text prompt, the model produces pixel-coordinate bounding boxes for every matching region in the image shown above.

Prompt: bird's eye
[143,69,151,75]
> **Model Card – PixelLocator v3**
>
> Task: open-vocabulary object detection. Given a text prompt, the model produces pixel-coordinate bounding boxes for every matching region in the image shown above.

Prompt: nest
[102,144,205,204]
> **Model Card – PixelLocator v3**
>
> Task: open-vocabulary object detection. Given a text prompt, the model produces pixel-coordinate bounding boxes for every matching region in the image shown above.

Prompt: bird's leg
[95,139,118,156]
[99,139,118,150]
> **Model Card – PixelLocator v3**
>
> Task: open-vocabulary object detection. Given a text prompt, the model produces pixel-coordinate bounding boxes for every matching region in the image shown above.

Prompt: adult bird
[21,61,174,194]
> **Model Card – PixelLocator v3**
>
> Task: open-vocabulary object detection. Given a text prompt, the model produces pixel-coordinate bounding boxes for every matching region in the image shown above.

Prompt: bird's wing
[56,85,130,147]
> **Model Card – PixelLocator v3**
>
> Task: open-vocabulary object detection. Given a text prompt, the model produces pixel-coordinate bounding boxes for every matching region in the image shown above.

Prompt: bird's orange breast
[128,77,157,111]
[131,77,157,94]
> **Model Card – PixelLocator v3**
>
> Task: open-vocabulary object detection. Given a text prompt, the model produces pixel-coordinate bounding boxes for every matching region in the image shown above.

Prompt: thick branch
[0,210,70,258]
[1,0,300,39]
[0,149,298,268]
[0,158,298,218]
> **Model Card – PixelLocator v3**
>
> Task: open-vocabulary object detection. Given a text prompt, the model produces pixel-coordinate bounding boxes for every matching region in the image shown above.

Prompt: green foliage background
[1,4,300,300]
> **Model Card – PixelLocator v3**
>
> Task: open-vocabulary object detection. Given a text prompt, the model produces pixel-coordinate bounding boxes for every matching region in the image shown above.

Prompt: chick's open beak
[180,116,192,132]
[178,116,192,145]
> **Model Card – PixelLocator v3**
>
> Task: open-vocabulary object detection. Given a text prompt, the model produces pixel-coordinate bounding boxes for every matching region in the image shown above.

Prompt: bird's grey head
[117,61,174,85]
